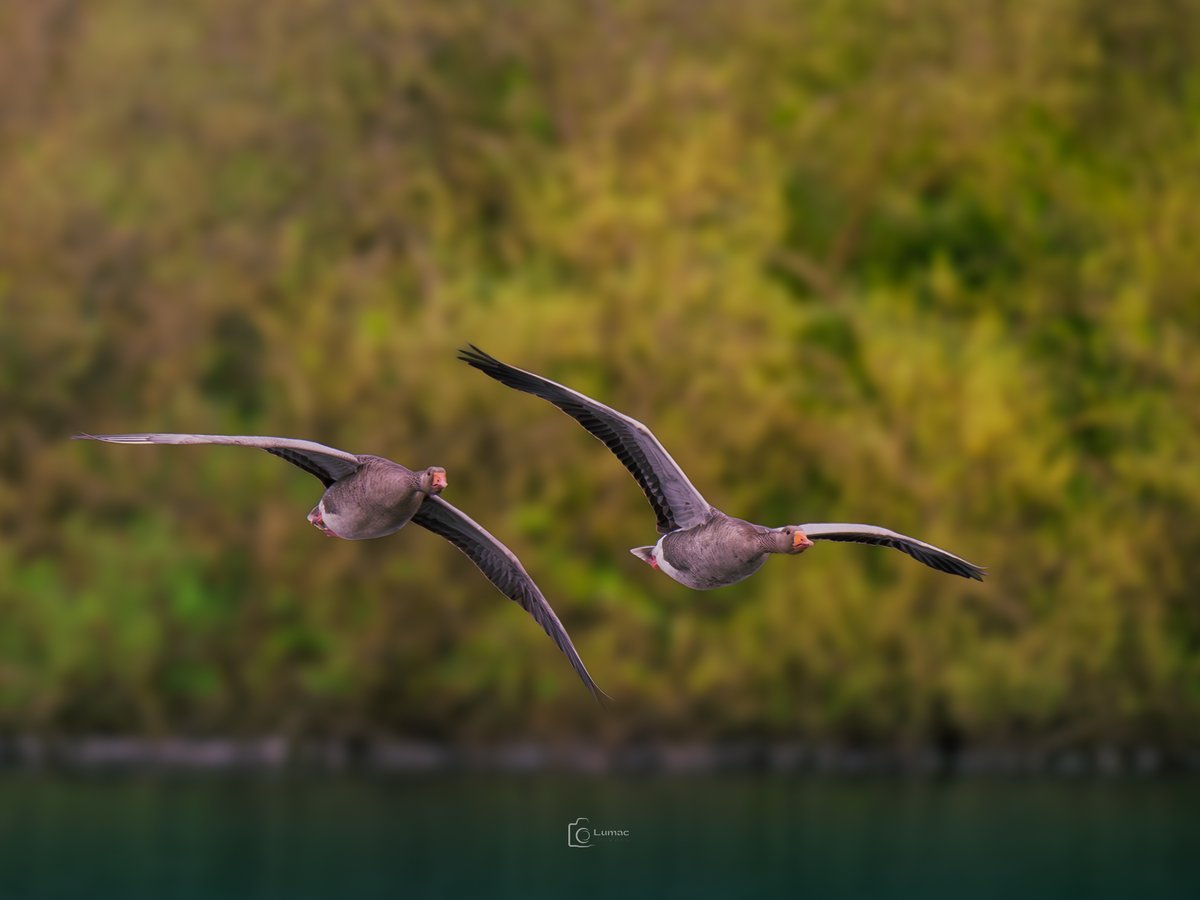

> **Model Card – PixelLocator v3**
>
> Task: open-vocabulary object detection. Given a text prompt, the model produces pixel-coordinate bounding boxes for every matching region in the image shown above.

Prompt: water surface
[0,773,1194,898]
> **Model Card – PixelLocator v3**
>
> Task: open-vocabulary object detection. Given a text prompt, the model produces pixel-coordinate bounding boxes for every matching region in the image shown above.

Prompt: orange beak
[432,470,447,491]
[793,531,813,551]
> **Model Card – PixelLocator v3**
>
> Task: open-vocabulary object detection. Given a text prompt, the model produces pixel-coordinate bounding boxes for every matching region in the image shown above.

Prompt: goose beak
[432,470,447,491]
[307,508,336,537]
[792,531,813,551]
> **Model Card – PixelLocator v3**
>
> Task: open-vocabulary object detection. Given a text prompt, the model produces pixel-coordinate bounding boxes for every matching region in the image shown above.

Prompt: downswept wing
[801,523,985,581]
[72,433,361,487]
[412,495,606,700]
[459,345,710,534]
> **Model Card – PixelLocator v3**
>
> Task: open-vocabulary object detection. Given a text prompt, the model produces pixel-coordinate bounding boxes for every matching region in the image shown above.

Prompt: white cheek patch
[651,537,686,582]
[314,500,343,537]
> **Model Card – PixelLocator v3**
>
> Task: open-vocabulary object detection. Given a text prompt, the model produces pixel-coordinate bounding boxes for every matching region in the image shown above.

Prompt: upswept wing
[459,346,709,534]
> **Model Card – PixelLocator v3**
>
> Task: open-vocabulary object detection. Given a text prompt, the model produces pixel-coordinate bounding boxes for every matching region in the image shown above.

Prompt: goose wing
[459,346,709,534]
[801,522,985,580]
[412,495,605,700]
[73,433,361,487]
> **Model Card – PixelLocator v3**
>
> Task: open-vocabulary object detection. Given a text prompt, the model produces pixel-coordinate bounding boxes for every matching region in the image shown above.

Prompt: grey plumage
[459,347,985,588]
[72,432,603,698]
[313,456,429,540]
[412,496,601,697]
[657,514,774,590]
[458,346,710,533]
[799,522,984,581]
[73,433,361,486]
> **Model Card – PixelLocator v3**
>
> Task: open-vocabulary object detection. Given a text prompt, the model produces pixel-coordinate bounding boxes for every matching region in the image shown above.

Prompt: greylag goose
[72,432,603,698]
[459,348,984,589]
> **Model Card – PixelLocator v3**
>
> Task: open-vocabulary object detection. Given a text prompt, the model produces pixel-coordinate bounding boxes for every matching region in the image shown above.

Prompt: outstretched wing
[72,433,361,487]
[412,495,606,700]
[801,523,985,581]
[459,345,710,534]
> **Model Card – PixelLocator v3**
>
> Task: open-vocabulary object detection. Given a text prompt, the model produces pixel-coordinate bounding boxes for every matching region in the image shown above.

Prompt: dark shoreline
[2,736,1198,776]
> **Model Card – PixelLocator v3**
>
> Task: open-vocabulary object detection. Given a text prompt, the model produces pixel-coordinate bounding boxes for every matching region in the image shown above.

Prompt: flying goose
[72,432,603,698]
[459,347,984,589]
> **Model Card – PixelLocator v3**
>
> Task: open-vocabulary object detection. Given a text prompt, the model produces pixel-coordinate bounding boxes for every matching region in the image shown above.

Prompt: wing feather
[459,346,709,533]
[412,495,605,700]
[802,522,985,581]
[73,433,361,487]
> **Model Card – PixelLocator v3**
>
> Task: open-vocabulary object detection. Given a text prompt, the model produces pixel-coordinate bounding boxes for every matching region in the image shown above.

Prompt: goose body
[634,513,778,590]
[460,347,984,588]
[313,455,433,540]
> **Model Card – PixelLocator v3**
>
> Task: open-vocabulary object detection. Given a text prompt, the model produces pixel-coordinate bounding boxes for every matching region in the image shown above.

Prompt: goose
[459,347,984,589]
[72,432,603,698]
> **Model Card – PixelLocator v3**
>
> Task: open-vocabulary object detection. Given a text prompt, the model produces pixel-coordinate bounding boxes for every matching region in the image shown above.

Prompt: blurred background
[1,0,1198,895]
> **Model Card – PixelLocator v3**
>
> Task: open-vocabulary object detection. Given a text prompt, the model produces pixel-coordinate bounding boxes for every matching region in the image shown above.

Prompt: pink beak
[308,509,336,537]
[432,470,447,491]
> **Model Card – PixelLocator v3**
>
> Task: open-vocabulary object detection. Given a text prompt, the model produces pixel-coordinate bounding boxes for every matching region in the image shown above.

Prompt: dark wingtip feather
[922,549,985,581]
[811,531,986,581]
[458,344,500,368]
[458,344,523,384]
[940,556,985,581]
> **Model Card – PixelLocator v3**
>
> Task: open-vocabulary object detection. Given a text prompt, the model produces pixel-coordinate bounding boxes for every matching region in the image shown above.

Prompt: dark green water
[0,773,1194,899]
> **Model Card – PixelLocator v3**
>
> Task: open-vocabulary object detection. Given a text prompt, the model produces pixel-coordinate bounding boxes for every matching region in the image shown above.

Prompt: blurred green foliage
[1,0,1198,749]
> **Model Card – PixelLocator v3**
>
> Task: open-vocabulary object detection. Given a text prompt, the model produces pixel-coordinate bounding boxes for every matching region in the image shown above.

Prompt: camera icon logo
[567,817,593,848]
